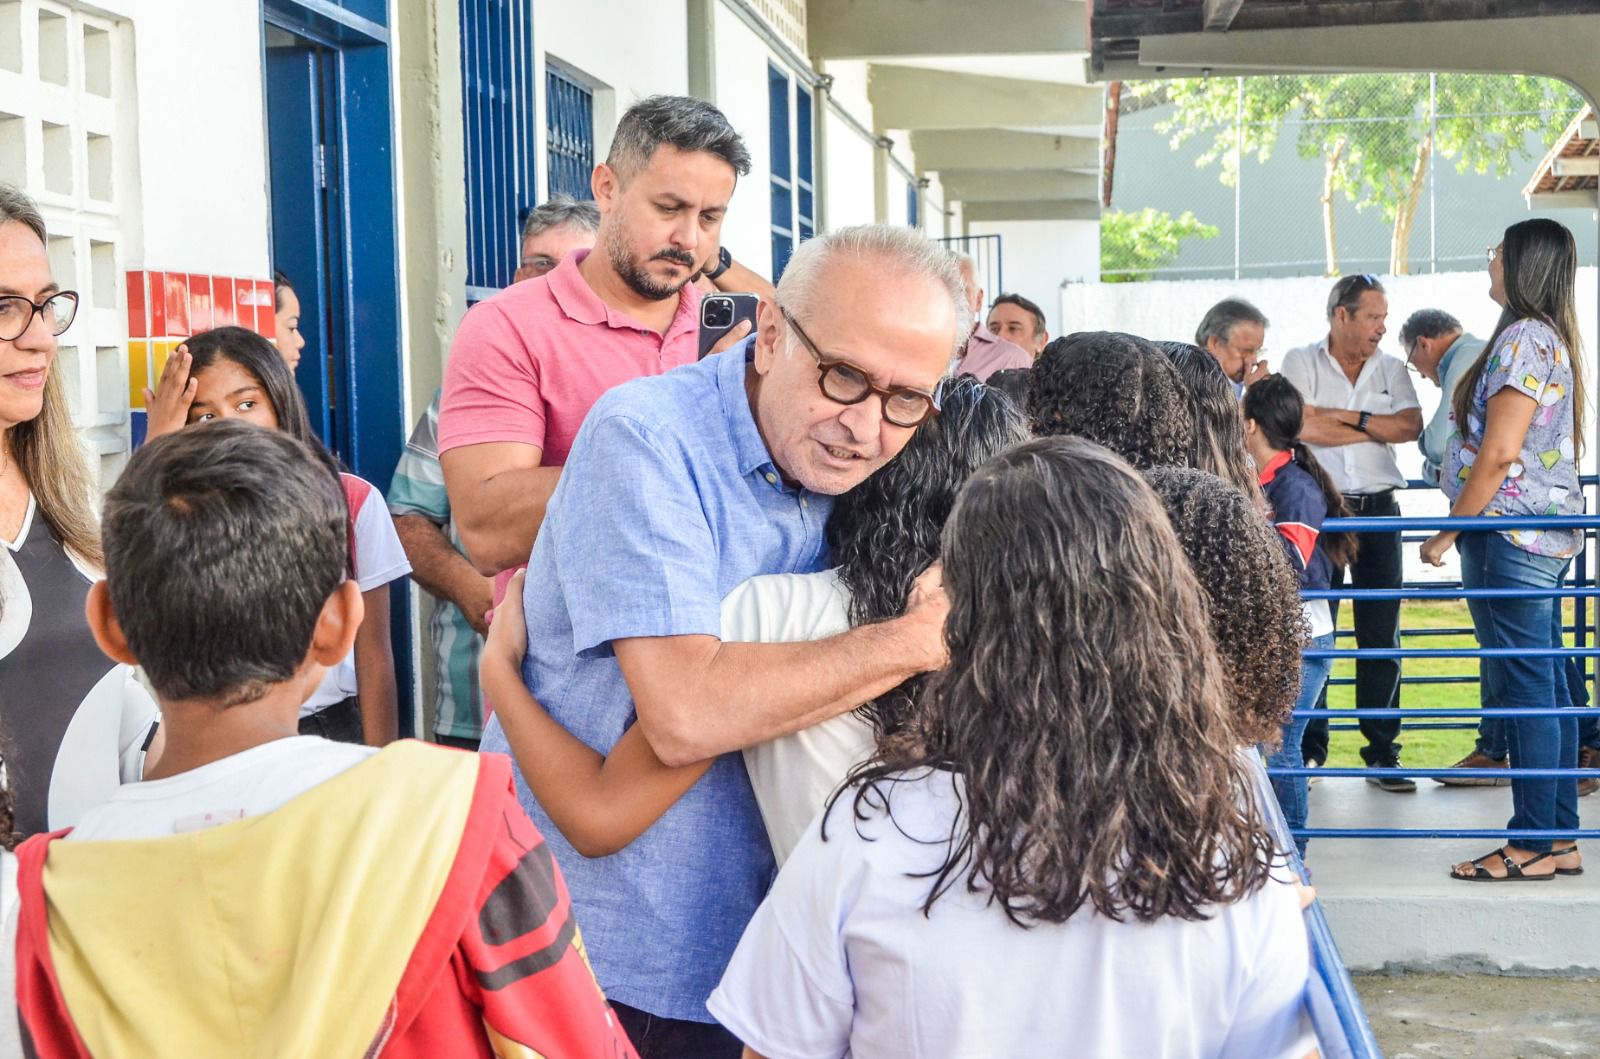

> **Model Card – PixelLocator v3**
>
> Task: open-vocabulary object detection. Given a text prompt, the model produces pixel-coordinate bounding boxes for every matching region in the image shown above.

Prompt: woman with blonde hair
[0,183,159,837]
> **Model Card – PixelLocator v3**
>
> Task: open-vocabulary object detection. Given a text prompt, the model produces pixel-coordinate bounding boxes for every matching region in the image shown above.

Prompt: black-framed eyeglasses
[0,291,78,342]
[779,307,941,428]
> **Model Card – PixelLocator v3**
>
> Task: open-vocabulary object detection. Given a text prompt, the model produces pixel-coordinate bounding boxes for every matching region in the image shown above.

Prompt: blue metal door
[460,0,538,298]
[546,67,595,202]
[265,39,343,448]
[263,2,411,734]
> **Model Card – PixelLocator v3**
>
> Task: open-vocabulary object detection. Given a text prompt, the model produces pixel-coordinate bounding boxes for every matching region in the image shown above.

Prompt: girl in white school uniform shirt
[709,437,1314,1059]
[144,327,409,745]
[478,376,1028,865]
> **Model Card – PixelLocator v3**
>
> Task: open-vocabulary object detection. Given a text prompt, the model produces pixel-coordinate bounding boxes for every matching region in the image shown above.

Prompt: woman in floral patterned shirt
[1422,218,1586,882]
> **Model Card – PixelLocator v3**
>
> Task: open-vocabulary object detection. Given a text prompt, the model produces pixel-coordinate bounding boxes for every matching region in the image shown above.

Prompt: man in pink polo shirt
[439,95,752,574]
[951,252,1032,382]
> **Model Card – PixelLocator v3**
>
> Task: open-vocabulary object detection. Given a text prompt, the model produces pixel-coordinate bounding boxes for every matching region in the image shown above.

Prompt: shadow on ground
[1355,973,1600,1057]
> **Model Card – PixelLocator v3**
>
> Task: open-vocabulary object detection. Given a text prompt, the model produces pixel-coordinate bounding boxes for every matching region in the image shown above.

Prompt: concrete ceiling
[806,0,1105,228]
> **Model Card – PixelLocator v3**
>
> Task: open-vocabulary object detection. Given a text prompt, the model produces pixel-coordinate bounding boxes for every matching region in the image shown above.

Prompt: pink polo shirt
[437,248,702,464]
[955,325,1033,382]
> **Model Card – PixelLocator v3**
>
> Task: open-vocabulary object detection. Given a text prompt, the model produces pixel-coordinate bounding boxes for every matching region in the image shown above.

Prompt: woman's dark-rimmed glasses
[0,291,78,342]
[779,307,940,428]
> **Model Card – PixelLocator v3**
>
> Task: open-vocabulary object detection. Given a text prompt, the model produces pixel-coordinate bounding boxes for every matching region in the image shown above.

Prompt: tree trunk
[1390,131,1432,275]
[1321,139,1346,277]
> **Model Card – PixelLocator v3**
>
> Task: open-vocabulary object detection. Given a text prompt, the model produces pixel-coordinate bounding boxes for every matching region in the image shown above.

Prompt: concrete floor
[1355,973,1600,1058]
[1305,778,1600,973]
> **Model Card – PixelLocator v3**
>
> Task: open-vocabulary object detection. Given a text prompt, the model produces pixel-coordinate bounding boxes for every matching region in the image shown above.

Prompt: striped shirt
[388,391,484,740]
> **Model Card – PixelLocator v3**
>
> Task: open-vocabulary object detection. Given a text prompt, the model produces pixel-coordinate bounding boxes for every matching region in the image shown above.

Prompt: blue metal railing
[1244,751,1381,1059]
[1267,482,1597,841]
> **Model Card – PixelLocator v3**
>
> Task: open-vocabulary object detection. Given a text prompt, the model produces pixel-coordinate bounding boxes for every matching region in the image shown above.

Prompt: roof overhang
[1525,106,1600,209]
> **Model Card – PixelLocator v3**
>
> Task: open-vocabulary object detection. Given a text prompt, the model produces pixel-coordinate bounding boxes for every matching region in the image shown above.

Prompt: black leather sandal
[1450,847,1556,882]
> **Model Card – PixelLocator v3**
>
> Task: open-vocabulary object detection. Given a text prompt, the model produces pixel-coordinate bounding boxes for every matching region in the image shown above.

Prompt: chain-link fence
[1104,73,1595,282]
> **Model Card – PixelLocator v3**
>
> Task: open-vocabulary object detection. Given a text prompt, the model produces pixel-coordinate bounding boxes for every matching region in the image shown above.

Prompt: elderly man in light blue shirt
[477,225,966,1057]
[1399,308,1482,486]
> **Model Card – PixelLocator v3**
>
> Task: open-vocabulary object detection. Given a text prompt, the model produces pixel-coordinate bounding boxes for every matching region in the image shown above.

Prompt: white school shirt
[709,768,1315,1059]
[67,737,376,840]
[301,475,412,717]
[721,570,877,867]
[1280,337,1420,495]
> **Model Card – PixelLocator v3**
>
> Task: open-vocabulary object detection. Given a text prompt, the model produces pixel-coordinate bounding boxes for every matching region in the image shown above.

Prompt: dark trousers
[297,696,364,744]
[1460,531,1578,853]
[613,1002,742,1059]
[1302,491,1403,767]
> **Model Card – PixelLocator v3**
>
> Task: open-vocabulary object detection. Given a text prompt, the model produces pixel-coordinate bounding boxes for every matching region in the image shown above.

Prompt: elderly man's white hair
[775,225,971,362]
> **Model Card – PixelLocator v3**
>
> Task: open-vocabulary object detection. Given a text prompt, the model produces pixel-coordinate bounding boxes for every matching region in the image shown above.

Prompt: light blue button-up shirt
[1420,332,1483,485]
[478,340,832,1022]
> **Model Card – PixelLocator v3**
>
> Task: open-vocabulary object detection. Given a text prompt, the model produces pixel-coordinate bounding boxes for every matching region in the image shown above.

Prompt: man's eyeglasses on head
[778,307,940,429]
[0,291,78,343]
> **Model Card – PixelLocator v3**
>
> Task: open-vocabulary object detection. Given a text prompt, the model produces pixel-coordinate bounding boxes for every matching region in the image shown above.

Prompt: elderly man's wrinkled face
[1205,320,1264,383]
[1332,290,1387,360]
[750,258,956,496]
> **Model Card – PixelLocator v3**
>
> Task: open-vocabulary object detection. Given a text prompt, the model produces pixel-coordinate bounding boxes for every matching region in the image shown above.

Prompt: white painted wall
[532,0,689,209]
[819,59,880,228]
[125,1,271,276]
[968,219,1098,339]
[822,110,876,228]
[709,3,777,271]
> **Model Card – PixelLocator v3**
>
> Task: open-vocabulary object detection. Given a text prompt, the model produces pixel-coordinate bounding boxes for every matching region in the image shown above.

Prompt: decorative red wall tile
[163,272,190,336]
[187,273,212,333]
[211,276,236,328]
[125,270,147,339]
[147,270,166,336]
[249,279,276,339]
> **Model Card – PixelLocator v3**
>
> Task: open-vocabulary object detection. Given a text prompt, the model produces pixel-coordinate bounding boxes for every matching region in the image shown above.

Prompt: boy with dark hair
[12,421,635,1058]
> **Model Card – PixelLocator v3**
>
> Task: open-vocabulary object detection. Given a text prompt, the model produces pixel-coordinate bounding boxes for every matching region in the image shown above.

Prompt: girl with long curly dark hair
[708,437,1313,1058]
[1025,331,1194,468]
[481,377,1028,864]
[1145,466,1307,751]
[1158,340,1265,507]
[1243,374,1358,855]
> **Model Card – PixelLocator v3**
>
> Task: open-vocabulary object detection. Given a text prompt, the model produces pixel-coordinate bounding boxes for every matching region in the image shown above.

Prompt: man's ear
[309,581,365,667]
[84,581,138,666]
[751,297,783,376]
[591,162,619,212]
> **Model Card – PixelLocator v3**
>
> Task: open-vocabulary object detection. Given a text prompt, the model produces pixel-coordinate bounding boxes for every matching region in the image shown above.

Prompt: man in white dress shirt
[1280,274,1422,791]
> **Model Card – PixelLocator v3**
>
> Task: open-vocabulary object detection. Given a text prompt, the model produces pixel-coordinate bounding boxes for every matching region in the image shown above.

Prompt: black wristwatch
[1355,410,1373,434]
[704,246,732,281]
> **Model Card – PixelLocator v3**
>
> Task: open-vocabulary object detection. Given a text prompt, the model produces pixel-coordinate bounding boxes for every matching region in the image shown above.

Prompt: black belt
[1341,489,1395,514]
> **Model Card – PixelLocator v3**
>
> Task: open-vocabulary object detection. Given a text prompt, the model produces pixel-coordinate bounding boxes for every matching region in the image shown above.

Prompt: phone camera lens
[705,299,733,328]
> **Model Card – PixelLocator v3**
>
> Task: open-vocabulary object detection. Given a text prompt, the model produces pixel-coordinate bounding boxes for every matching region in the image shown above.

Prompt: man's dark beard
[608,228,693,301]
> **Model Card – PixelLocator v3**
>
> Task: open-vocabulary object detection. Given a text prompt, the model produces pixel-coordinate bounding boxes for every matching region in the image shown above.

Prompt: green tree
[1100,208,1220,283]
[1141,74,1581,274]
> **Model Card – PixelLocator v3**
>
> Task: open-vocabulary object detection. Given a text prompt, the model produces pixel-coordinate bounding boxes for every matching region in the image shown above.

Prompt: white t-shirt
[1280,338,1420,494]
[301,475,412,717]
[721,570,878,866]
[709,768,1314,1059]
[67,737,375,841]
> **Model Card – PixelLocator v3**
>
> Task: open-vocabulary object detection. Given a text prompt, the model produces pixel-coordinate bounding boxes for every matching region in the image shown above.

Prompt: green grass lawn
[1323,600,1591,767]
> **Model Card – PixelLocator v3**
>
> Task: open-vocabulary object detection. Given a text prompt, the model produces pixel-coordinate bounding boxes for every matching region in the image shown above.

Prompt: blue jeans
[1476,612,1591,759]
[1459,532,1578,853]
[1267,633,1335,859]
